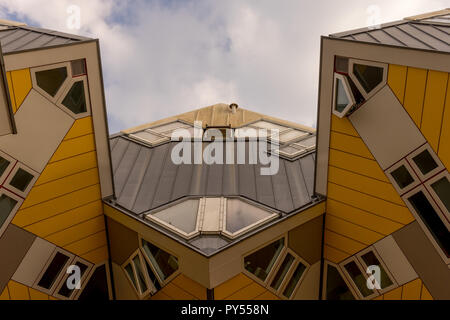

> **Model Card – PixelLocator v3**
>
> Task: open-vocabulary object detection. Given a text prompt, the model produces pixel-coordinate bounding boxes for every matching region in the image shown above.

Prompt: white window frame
[276,144,307,159]
[402,185,450,265]
[321,261,358,300]
[0,150,16,185]
[385,158,421,195]
[33,248,75,295]
[122,249,157,299]
[129,130,170,147]
[53,256,93,300]
[0,188,24,237]
[332,73,356,118]
[55,75,91,119]
[339,256,379,300]
[348,58,387,100]
[355,247,397,295]
[31,62,72,103]
[3,162,38,198]
[424,171,450,222]
[406,144,445,182]
[139,236,180,286]
[272,128,309,145]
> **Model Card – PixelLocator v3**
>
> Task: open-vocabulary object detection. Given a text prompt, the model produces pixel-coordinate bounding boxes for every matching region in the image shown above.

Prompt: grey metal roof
[0,24,92,54]
[330,17,450,53]
[109,135,316,215]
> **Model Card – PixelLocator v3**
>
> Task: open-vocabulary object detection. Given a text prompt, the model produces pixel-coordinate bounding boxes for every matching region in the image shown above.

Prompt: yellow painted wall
[6,69,32,114]
[324,115,414,263]
[12,116,108,264]
[373,278,433,300]
[0,280,55,300]
[213,273,279,300]
[150,274,207,300]
[388,64,450,170]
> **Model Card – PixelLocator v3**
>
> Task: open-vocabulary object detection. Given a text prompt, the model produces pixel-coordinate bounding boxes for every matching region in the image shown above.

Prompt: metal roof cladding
[0,20,93,54]
[330,9,450,53]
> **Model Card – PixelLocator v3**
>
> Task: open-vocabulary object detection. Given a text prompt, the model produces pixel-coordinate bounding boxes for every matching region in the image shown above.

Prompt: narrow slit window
[71,59,86,77]
[282,262,306,298]
[0,156,10,177]
[431,176,450,212]
[133,255,148,294]
[333,73,355,118]
[407,191,449,258]
[360,251,393,289]
[335,77,350,113]
[57,261,89,298]
[325,264,355,300]
[412,149,438,176]
[343,261,373,297]
[270,253,294,290]
[9,168,34,192]
[37,252,70,290]
[141,239,178,282]
[62,81,87,114]
[390,165,415,189]
[143,257,161,291]
[244,238,284,282]
[0,194,18,228]
[36,67,67,97]
[124,263,137,290]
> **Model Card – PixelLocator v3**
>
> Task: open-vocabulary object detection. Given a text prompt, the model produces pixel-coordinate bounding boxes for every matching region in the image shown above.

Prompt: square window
[390,165,414,189]
[71,59,86,77]
[0,156,10,177]
[412,149,438,176]
[9,168,34,192]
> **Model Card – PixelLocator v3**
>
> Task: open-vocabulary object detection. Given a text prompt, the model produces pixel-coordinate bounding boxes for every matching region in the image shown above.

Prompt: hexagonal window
[349,59,387,99]
[62,81,87,114]
[35,67,67,97]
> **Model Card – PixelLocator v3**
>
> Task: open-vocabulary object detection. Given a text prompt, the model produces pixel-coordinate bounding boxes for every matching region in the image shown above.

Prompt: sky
[0,0,447,133]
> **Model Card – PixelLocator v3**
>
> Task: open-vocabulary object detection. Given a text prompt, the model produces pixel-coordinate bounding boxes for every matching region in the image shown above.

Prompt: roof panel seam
[380,28,407,46]
[409,23,450,46]
[131,147,154,211]
[149,143,171,210]
[117,144,142,198]
[394,25,436,49]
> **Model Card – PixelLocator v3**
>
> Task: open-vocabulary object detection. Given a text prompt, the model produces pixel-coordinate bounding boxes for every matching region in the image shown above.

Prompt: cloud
[0,0,447,132]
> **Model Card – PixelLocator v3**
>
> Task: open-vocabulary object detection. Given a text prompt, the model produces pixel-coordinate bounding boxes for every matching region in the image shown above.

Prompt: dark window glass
[282,262,306,298]
[335,78,350,113]
[390,165,414,189]
[0,194,18,228]
[325,264,355,300]
[9,168,34,192]
[124,263,137,289]
[270,253,295,290]
[408,191,450,257]
[412,149,438,175]
[244,238,284,282]
[36,67,67,97]
[133,255,147,294]
[431,177,450,212]
[78,265,109,301]
[57,261,88,298]
[343,261,373,297]
[0,156,10,177]
[71,59,86,76]
[353,63,384,93]
[38,252,69,289]
[360,251,393,289]
[141,239,178,281]
[62,81,87,114]
[143,257,161,291]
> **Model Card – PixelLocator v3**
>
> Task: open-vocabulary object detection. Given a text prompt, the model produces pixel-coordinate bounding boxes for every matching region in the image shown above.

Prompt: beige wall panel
[11,237,55,287]
[349,86,426,169]
[0,89,73,172]
[4,42,114,197]
[288,215,324,264]
[106,217,139,265]
[293,261,321,300]
[111,262,138,300]
[373,235,417,286]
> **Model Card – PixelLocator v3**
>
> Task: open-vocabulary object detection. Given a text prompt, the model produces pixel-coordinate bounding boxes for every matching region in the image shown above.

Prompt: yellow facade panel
[64,116,94,140]
[330,131,374,159]
[29,287,49,300]
[150,291,173,300]
[171,274,207,300]
[326,199,403,236]
[6,71,16,113]
[253,290,280,300]
[162,282,197,300]
[323,245,349,264]
[81,245,109,264]
[24,200,103,238]
[438,79,450,171]
[36,151,98,186]
[401,278,422,300]
[330,115,359,137]
[403,67,427,127]
[420,284,433,300]
[383,286,402,300]
[324,230,366,255]
[421,71,448,151]
[225,282,266,300]
[10,68,32,111]
[13,184,101,227]
[214,273,253,300]
[8,281,29,300]
[387,64,408,104]
[45,215,106,247]
[329,149,388,182]
[64,230,107,256]
[327,183,414,225]
[49,134,96,163]
[0,286,9,300]
[327,166,404,206]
